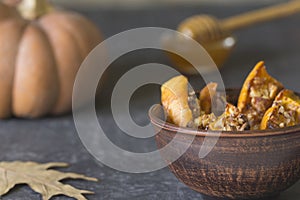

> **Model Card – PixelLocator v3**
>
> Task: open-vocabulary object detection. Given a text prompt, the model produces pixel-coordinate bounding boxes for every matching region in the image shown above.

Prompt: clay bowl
[149,89,300,200]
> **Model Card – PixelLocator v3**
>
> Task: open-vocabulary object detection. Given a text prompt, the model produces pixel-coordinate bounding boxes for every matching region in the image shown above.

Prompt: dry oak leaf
[0,161,98,200]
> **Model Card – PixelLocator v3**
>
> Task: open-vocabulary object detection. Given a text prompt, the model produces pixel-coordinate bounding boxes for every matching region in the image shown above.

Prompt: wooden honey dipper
[178,0,300,43]
[167,0,300,74]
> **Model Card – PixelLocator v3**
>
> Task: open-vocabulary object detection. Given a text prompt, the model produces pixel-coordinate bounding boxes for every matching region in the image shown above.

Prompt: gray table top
[1,4,300,200]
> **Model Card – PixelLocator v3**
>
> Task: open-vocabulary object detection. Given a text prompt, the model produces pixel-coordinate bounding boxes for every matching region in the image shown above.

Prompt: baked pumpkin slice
[238,61,284,130]
[273,89,300,118]
[261,89,300,129]
[161,75,199,127]
[261,105,298,129]
[199,82,217,114]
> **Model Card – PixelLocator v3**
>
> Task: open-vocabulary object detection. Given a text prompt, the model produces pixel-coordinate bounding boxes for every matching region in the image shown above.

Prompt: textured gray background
[53,0,289,9]
[0,3,300,200]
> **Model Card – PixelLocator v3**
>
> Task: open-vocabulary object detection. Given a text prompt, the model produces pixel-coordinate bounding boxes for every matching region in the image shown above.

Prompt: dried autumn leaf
[0,161,98,200]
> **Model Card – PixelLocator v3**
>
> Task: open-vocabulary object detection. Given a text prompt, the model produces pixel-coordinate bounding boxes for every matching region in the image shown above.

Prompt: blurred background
[44,0,300,92]
[53,0,289,8]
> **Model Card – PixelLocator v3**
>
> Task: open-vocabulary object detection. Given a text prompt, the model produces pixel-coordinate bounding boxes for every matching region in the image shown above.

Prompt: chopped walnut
[194,113,217,130]
[188,89,200,119]
[209,104,250,131]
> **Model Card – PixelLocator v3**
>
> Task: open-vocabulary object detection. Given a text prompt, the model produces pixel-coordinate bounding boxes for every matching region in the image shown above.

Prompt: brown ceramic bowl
[149,89,300,200]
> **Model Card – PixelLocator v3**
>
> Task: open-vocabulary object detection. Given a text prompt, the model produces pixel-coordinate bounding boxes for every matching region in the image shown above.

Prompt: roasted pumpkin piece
[199,82,217,114]
[209,103,250,131]
[273,89,300,117]
[238,61,284,130]
[261,105,298,130]
[161,75,197,127]
[261,89,300,130]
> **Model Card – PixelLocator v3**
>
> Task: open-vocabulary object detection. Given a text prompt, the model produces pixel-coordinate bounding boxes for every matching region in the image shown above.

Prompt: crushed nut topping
[209,104,250,131]
[161,62,299,131]
[194,113,217,130]
[188,89,200,119]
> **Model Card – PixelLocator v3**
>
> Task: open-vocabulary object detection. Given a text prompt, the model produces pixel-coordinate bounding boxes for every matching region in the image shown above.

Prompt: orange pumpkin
[0,0,102,118]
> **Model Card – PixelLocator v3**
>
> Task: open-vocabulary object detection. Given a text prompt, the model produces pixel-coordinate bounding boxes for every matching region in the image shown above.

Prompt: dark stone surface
[1,3,300,200]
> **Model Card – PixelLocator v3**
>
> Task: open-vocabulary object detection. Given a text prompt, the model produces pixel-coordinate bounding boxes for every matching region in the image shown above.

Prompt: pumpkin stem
[17,0,53,20]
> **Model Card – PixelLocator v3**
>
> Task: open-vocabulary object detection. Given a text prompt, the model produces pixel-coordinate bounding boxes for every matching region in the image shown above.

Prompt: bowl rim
[149,104,300,138]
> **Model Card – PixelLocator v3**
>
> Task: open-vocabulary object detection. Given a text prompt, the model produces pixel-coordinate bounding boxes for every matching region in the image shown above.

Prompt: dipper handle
[222,0,300,32]
[178,1,300,43]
